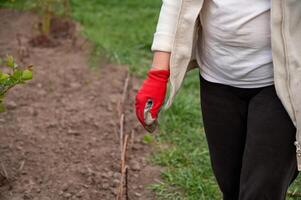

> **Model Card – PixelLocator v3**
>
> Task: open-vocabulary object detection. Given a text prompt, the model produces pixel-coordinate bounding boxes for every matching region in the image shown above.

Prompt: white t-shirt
[196,0,274,88]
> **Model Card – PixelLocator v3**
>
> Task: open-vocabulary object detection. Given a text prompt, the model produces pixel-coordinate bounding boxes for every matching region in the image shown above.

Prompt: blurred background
[0,0,300,199]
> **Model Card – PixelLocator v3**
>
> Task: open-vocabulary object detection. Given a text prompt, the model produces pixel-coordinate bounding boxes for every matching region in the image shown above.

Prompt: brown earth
[0,9,161,200]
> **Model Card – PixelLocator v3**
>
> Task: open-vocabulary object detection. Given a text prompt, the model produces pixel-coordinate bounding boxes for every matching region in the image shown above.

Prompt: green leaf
[12,70,23,80]
[0,73,9,81]
[143,133,154,144]
[5,55,15,68]
[21,69,33,80]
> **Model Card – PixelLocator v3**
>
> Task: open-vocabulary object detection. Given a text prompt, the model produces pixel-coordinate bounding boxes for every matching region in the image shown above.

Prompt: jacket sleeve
[151,0,181,52]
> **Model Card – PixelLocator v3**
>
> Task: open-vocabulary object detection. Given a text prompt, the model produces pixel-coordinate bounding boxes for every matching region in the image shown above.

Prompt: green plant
[33,0,70,36]
[0,55,33,112]
[143,133,155,144]
[0,0,70,37]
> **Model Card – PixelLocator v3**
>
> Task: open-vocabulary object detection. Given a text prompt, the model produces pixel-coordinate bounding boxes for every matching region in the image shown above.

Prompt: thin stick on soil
[117,134,130,200]
[125,166,129,200]
[121,134,129,175]
[116,71,131,200]
[119,113,125,154]
[18,160,25,172]
[118,71,130,117]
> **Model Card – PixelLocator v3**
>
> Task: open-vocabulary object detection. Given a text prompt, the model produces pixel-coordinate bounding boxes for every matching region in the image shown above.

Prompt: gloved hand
[135,69,170,132]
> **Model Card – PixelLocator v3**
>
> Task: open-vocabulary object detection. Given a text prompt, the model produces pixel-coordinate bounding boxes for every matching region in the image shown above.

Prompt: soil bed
[0,8,160,200]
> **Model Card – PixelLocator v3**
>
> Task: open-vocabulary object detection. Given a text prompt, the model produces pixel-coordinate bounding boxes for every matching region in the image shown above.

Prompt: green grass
[1,0,301,199]
[151,71,221,200]
[70,0,161,76]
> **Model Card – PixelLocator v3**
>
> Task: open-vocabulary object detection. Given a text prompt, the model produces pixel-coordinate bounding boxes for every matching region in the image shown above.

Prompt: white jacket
[151,0,301,171]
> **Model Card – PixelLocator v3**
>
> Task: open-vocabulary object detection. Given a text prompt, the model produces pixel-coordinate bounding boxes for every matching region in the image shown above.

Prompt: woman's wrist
[151,51,171,71]
[151,66,169,71]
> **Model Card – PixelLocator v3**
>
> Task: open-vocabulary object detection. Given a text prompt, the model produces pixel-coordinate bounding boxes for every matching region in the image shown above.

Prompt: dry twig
[118,72,130,116]
[119,113,125,154]
[125,166,129,200]
[117,133,130,200]
[116,71,131,200]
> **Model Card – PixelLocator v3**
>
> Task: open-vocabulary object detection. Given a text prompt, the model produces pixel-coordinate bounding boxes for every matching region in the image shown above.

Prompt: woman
[135,0,301,199]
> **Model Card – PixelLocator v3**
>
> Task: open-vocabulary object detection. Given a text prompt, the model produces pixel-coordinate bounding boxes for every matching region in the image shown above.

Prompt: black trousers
[199,74,299,200]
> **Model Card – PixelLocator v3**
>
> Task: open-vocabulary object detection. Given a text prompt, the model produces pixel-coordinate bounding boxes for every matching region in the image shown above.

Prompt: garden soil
[0,9,161,200]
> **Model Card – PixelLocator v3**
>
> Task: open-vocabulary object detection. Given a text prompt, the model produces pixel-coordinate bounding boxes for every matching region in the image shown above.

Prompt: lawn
[1,0,300,199]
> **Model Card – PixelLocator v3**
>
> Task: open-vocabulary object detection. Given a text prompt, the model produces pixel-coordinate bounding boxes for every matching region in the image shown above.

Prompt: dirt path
[0,9,160,200]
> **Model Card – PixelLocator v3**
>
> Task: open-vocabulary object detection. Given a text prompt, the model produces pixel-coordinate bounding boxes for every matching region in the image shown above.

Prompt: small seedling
[34,0,70,36]
[0,55,33,112]
[143,133,155,144]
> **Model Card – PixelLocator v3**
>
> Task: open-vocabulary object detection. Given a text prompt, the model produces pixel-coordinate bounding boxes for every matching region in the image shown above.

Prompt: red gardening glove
[135,69,170,132]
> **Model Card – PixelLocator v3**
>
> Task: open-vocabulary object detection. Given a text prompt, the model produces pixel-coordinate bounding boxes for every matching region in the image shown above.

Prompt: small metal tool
[143,99,158,133]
